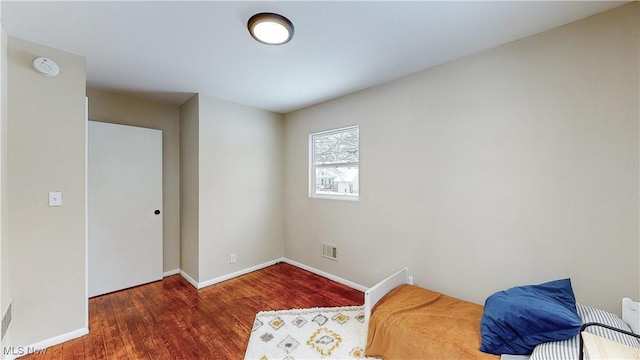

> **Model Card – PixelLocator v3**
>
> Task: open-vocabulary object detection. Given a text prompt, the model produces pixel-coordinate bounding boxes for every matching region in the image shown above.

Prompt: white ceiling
[1,1,628,114]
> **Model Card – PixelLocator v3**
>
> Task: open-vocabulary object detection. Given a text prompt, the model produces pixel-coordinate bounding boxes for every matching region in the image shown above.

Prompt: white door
[88,121,163,297]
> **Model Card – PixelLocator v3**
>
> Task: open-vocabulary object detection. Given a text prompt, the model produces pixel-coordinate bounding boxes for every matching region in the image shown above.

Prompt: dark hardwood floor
[20,262,363,360]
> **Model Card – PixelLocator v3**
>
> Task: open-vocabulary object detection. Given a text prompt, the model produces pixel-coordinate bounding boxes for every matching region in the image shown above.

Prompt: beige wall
[0,19,8,348]
[6,37,86,345]
[197,95,284,281]
[179,95,199,280]
[179,94,284,283]
[86,89,180,273]
[284,3,639,314]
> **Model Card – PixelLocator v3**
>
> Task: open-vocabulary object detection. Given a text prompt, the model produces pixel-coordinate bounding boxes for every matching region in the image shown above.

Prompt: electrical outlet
[48,191,62,207]
[230,253,237,264]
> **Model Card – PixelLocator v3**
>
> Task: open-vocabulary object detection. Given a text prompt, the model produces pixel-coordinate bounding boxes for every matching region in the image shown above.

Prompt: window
[310,126,359,200]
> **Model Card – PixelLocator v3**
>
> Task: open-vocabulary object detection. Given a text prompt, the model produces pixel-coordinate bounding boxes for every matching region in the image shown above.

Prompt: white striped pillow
[530,303,640,360]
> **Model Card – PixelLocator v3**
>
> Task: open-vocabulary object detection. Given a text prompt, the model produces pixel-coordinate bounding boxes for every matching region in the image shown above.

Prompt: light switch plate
[48,192,62,207]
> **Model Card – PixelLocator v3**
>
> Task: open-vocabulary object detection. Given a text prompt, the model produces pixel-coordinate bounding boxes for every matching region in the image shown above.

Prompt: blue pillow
[479,278,581,355]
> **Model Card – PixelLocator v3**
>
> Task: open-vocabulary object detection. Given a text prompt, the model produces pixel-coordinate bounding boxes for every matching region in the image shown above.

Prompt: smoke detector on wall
[32,57,60,77]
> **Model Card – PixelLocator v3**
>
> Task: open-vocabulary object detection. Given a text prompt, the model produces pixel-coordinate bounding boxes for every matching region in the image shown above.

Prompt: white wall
[283,3,639,314]
[197,95,284,282]
[5,37,86,346]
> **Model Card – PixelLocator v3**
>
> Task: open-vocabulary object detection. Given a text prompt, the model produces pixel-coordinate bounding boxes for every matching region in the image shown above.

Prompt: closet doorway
[88,121,163,297]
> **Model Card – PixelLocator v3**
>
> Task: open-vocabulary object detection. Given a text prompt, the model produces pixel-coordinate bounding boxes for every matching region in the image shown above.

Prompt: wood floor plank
[20,263,363,359]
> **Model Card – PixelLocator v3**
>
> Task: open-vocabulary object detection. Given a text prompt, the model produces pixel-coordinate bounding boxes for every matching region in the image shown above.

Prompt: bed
[363,268,640,360]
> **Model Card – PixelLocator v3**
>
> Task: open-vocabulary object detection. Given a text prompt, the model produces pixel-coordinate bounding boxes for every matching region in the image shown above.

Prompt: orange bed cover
[365,284,499,360]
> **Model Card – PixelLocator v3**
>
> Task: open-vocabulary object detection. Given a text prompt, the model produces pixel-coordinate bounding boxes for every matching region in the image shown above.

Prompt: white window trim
[309,125,359,201]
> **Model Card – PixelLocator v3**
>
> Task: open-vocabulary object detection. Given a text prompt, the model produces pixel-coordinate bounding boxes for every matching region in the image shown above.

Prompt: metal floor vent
[322,243,338,261]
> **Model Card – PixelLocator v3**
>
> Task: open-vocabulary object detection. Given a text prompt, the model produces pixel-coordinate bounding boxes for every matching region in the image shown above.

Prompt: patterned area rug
[244,305,378,360]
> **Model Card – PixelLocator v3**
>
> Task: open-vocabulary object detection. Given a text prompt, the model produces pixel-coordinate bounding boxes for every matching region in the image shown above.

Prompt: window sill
[310,193,359,202]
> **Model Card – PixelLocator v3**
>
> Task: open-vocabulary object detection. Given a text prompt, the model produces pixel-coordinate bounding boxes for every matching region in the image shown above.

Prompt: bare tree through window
[313,129,359,165]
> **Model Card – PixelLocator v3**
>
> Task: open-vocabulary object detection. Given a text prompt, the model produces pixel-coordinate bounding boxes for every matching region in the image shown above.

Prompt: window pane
[313,127,359,165]
[315,166,359,196]
[310,126,359,200]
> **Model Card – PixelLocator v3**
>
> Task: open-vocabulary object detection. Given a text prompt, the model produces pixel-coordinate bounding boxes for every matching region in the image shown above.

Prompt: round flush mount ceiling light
[248,13,294,45]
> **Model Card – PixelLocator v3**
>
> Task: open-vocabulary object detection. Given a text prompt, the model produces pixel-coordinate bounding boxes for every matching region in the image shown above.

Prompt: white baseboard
[197,258,283,289]
[178,258,368,293]
[179,270,199,288]
[281,258,368,292]
[2,327,88,360]
[163,269,180,277]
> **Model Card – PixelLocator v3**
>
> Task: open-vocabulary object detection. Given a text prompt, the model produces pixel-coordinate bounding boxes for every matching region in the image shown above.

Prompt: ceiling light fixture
[248,13,294,45]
